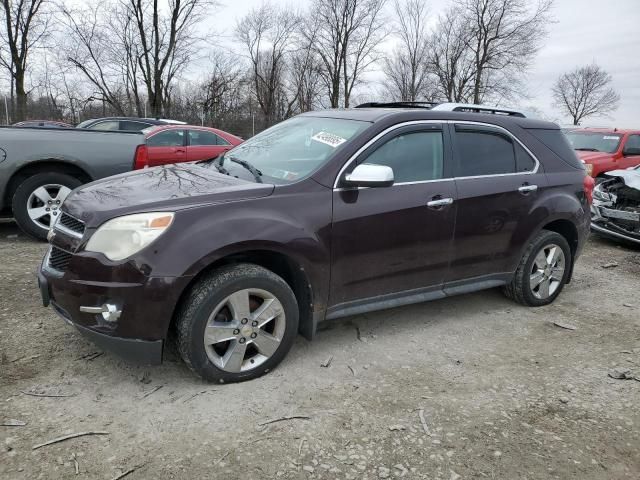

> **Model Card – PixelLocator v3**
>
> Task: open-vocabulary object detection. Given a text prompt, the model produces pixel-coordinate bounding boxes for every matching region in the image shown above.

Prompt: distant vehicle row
[13,116,186,131]
[0,121,242,239]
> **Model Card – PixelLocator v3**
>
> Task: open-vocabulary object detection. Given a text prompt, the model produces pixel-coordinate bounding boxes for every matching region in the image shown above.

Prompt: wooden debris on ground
[32,431,109,450]
[140,385,163,399]
[21,390,75,398]
[1,419,27,426]
[258,415,311,427]
[418,409,432,436]
[320,356,333,368]
[552,320,577,330]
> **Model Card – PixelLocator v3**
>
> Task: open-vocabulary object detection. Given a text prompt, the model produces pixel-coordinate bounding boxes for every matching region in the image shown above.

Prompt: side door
[146,129,187,167]
[621,134,640,169]
[329,123,457,311]
[446,123,547,284]
[187,129,231,162]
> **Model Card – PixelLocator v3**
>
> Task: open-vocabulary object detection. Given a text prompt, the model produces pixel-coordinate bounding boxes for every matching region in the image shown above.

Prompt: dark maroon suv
[38,105,592,382]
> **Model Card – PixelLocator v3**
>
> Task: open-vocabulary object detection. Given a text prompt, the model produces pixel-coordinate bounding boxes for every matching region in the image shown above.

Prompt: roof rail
[355,101,531,118]
[431,103,528,118]
[355,101,439,109]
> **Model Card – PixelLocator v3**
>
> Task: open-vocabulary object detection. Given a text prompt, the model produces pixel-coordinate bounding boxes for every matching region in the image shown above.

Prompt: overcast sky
[209,0,640,127]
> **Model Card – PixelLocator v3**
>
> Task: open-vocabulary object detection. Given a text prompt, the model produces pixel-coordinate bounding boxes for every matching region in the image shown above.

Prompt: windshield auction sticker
[311,131,347,148]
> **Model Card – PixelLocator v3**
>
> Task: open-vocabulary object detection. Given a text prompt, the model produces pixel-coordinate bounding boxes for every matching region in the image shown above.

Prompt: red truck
[565,128,640,178]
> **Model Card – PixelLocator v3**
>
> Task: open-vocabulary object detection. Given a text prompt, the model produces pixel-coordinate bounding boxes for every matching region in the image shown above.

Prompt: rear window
[527,129,583,169]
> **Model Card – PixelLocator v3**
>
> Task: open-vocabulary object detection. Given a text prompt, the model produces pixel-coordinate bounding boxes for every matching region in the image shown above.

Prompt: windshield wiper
[197,153,230,175]
[228,156,263,183]
[575,148,599,152]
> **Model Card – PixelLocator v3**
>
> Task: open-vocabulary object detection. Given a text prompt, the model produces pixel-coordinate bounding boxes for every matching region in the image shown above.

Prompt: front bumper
[591,204,640,245]
[38,249,192,365]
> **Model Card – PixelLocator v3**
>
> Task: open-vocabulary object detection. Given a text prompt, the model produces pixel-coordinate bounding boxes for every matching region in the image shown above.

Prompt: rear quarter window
[527,129,583,170]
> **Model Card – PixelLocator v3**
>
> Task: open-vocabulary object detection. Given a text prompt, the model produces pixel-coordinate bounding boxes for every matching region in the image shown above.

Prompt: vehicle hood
[603,168,640,190]
[575,151,613,163]
[63,164,274,226]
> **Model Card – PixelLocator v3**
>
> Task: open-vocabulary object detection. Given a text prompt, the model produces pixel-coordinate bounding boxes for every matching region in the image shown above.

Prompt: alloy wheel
[26,184,72,231]
[203,288,286,373]
[529,243,565,300]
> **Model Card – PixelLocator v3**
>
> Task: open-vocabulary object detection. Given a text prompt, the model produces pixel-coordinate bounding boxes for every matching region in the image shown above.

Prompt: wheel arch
[531,217,580,283]
[541,219,579,257]
[4,160,93,213]
[169,248,316,342]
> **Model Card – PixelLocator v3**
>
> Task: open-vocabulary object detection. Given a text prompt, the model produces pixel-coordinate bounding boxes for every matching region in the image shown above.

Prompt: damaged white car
[591,166,640,245]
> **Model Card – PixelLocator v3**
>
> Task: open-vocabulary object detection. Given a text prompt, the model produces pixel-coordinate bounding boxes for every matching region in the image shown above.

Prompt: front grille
[58,212,85,235]
[48,247,72,272]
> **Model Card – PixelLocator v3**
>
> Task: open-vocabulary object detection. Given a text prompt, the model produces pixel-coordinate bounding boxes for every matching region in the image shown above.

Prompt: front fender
[142,182,333,313]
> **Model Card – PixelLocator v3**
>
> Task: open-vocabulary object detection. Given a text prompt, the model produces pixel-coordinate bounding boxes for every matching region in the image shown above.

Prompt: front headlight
[585,163,593,176]
[85,212,174,261]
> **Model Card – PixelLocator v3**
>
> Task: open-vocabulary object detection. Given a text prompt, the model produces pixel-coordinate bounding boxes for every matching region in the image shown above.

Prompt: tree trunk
[472,66,482,105]
[330,76,340,108]
[14,69,27,122]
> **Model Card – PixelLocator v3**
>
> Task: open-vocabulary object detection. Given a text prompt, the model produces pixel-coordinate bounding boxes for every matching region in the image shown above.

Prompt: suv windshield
[565,131,622,153]
[212,116,369,184]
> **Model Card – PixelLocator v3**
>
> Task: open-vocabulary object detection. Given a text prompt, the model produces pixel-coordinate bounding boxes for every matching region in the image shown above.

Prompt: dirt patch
[1,220,639,479]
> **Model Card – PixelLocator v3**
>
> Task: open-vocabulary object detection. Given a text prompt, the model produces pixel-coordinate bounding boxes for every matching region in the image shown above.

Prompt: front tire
[176,263,299,383]
[503,229,572,306]
[11,172,82,240]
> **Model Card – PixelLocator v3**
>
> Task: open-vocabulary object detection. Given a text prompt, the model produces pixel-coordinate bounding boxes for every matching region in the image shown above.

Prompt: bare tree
[552,64,620,126]
[382,0,432,102]
[307,0,387,108]
[289,42,323,113]
[61,3,128,116]
[457,0,553,104]
[201,53,245,124]
[236,2,300,126]
[429,8,476,102]
[126,0,212,118]
[0,0,50,121]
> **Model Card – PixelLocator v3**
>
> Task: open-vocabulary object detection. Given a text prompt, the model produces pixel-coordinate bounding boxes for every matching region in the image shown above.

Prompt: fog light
[79,304,122,323]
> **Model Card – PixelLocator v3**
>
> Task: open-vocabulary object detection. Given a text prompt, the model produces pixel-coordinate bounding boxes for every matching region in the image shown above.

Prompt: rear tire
[503,229,572,306]
[176,263,299,383]
[11,172,82,240]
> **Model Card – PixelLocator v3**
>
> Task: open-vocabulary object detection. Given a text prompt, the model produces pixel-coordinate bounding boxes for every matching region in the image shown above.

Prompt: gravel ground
[1,218,639,480]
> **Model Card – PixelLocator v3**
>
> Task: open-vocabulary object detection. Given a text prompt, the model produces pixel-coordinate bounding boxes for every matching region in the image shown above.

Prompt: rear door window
[188,130,229,146]
[454,126,516,176]
[515,143,536,172]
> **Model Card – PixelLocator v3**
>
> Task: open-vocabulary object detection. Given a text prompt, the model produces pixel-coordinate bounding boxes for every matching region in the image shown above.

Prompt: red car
[135,125,243,169]
[565,128,640,178]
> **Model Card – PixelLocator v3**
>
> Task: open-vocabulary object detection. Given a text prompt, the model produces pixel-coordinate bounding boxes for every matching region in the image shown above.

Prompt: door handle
[518,184,538,194]
[176,149,185,153]
[427,197,454,208]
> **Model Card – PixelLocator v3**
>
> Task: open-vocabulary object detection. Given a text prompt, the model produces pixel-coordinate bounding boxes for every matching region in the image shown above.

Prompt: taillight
[583,174,595,204]
[133,144,148,170]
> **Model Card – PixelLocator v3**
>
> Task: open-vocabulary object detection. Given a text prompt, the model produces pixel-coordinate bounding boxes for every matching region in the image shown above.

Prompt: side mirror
[343,164,394,188]
[623,147,640,156]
